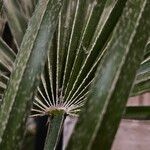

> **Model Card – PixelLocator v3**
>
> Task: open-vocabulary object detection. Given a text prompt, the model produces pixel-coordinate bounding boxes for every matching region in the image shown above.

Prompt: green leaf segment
[0,0,63,149]
[67,0,150,149]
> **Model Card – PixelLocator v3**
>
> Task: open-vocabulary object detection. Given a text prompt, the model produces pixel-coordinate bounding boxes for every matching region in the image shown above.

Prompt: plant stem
[44,113,65,150]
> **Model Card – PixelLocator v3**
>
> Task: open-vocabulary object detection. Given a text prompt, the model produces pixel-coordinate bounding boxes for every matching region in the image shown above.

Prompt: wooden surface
[112,119,150,150]
[112,93,150,150]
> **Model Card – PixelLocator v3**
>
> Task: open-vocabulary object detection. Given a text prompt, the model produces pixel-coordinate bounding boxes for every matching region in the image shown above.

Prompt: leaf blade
[123,106,150,120]
[44,114,65,150]
[3,0,28,47]
[67,0,150,149]
[131,41,150,96]
[0,0,62,149]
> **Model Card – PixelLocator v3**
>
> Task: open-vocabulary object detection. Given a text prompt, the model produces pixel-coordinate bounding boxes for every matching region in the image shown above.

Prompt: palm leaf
[67,0,150,149]
[0,10,6,37]
[0,0,149,149]
[0,38,15,100]
[124,106,150,120]
[131,41,150,96]
[3,0,28,47]
[32,0,129,117]
[19,0,38,18]
[0,0,62,149]
[29,0,129,148]
[2,0,38,47]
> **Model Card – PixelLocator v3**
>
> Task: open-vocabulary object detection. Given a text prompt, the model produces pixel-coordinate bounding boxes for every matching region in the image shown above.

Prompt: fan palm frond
[0,0,149,149]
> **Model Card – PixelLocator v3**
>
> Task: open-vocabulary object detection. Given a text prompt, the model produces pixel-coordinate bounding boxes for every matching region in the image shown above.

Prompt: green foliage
[44,113,65,150]
[124,106,150,120]
[0,0,149,150]
[0,0,62,149]
[0,38,15,100]
[131,41,150,96]
[3,0,28,46]
[67,0,150,149]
